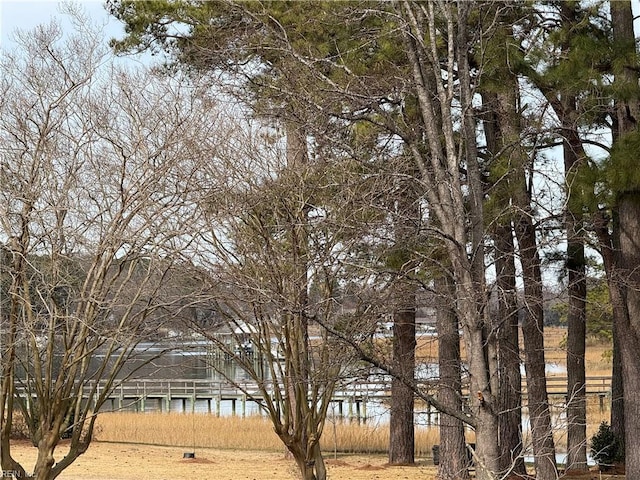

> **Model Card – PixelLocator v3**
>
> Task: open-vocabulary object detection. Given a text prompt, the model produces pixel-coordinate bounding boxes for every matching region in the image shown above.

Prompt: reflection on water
[16,341,268,385]
[118,341,269,383]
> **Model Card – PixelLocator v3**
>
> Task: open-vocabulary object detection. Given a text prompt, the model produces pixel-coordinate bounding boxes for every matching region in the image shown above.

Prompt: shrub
[590,421,622,469]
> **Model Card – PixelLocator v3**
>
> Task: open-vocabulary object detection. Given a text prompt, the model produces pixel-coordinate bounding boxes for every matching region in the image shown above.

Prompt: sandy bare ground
[8,441,439,480]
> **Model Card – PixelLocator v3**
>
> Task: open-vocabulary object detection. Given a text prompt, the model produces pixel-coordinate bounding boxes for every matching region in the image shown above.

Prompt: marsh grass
[94,328,613,457]
[418,327,613,377]
[547,392,612,451]
[95,412,440,456]
[94,397,611,459]
[544,328,613,377]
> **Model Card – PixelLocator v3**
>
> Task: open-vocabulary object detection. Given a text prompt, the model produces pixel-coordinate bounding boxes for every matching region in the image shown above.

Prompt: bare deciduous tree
[172,114,372,480]
[0,14,219,480]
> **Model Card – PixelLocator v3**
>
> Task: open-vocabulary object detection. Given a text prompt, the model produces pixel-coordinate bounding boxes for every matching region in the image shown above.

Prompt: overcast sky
[0,1,120,49]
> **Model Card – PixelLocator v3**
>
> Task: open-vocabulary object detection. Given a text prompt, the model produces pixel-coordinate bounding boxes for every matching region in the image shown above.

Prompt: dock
[14,375,613,423]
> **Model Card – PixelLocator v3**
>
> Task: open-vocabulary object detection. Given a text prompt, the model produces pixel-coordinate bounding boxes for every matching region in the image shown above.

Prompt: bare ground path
[7,441,625,479]
[8,441,439,480]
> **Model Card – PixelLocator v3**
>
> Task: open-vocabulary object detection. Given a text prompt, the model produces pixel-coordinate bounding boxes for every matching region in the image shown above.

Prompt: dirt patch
[7,441,438,480]
[179,457,215,464]
[8,442,621,480]
[356,463,386,471]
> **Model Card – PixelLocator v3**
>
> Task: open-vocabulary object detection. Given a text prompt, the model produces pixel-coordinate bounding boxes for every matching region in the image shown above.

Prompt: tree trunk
[435,274,470,480]
[389,157,419,466]
[33,436,56,480]
[398,3,500,477]
[482,22,557,473]
[555,4,588,468]
[562,104,588,472]
[614,193,640,478]
[493,227,527,476]
[565,227,587,472]
[389,303,416,465]
[289,444,323,480]
[481,81,527,476]
[282,120,328,480]
[516,215,558,480]
[609,2,640,469]
[595,210,626,460]
[610,321,625,450]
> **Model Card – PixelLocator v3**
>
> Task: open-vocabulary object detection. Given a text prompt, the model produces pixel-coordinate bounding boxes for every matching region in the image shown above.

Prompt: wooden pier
[14,375,613,423]
[88,378,377,421]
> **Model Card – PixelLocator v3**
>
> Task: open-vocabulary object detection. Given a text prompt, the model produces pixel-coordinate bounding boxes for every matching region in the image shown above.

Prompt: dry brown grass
[543,327,613,377]
[96,413,281,451]
[93,327,614,465]
[95,412,441,456]
[418,326,614,378]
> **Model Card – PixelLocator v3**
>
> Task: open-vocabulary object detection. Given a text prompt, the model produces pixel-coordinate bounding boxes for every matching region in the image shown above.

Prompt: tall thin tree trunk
[399,3,501,477]
[481,80,527,476]
[556,4,588,467]
[614,194,640,478]
[389,165,419,465]
[610,321,625,450]
[389,302,416,465]
[563,115,588,472]
[597,215,626,460]
[608,2,640,470]
[435,274,469,480]
[480,13,556,471]
[516,215,558,480]
[494,227,527,476]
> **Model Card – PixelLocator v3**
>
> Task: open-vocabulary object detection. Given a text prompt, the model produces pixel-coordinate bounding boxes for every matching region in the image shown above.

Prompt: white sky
[0,0,120,48]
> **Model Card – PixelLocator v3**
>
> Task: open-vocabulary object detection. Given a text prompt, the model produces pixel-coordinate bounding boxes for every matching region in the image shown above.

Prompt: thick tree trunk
[516,216,558,480]
[389,303,416,465]
[389,157,419,466]
[614,194,640,478]
[481,82,527,476]
[557,4,589,466]
[610,322,625,450]
[562,116,588,472]
[565,233,587,471]
[609,1,639,468]
[435,274,469,480]
[33,437,56,480]
[596,211,626,460]
[493,227,527,476]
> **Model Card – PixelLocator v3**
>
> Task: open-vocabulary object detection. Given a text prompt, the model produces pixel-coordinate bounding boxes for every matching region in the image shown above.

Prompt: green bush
[590,421,622,469]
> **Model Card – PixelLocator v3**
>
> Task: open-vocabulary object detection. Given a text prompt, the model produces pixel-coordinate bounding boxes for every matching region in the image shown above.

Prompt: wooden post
[192,381,196,414]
